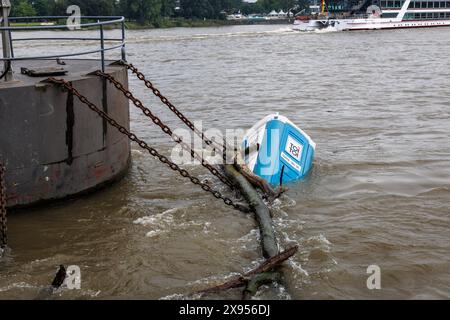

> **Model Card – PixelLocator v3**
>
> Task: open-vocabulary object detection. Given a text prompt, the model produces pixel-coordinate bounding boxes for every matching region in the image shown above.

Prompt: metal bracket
[110,60,127,66]
[21,67,68,77]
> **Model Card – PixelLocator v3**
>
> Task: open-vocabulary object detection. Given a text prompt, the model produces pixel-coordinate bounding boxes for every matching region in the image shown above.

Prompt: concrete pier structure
[0,59,131,208]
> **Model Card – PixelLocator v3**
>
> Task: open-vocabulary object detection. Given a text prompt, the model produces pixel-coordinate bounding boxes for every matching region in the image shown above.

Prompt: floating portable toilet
[242,114,316,185]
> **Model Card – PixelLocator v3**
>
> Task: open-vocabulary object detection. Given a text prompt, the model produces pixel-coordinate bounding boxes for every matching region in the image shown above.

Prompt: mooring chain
[95,70,234,189]
[0,163,7,249]
[46,78,248,213]
[120,62,230,162]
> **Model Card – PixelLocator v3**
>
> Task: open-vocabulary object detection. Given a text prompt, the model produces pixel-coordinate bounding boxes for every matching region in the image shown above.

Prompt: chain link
[95,70,234,189]
[120,62,230,163]
[46,78,249,213]
[0,163,7,248]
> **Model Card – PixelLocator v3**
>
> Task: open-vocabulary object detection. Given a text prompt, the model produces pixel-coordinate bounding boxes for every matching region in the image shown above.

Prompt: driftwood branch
[224,164,279,258]
[233,152,282,200]
[197,245,298,295]
[197,161,297,299]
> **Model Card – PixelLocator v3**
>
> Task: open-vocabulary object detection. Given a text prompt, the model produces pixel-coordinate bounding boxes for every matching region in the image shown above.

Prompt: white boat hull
[293,0,450,32]
[293,18,450,32]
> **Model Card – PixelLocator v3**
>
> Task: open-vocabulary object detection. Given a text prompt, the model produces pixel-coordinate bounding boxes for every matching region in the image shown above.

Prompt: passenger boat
[293,0,450,31]
[242,114,316,185]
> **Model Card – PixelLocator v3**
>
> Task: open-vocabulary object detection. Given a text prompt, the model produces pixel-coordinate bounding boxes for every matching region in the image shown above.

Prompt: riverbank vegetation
[9,0,308,28]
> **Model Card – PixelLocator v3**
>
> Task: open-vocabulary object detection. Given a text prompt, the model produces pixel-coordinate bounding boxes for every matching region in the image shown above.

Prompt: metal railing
[0,16,126,73]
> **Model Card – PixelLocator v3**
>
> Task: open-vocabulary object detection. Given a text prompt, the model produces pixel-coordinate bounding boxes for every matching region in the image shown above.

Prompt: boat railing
[331,13,370,20]
[0,16,126,74]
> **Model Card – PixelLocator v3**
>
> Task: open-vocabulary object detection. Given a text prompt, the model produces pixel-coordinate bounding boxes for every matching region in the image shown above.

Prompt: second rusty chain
[46,78,250,213]
[95,70,234,189]
[118,61,230,162]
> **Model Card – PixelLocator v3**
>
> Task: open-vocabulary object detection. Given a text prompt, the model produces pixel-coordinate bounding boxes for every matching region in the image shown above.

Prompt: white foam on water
[133,207,179,226]
[131,149,144,156]
[160,293,188,300]
[270,196,297,211]
[128,27,295,44]
[314,26,339,33]
[145,229,165,237]
[134,207,213,238]
[187,272,241,287]
[252,282,292,300]
[288,259,310,277]
[280,231,300,244]
[306,234,332,250]
[263,27,294,34]
[0,282,37,293]
[237,228,260,242]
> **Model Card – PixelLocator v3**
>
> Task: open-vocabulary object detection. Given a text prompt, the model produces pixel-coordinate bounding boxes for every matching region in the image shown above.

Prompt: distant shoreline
[125,18,293,29]
[10,18,293,30]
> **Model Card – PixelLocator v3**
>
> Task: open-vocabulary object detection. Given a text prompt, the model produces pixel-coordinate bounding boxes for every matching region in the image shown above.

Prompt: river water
[1,25,449,299]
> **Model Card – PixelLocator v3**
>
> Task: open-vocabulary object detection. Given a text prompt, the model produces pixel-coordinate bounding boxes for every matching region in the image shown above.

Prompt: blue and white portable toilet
[241,114,316,185]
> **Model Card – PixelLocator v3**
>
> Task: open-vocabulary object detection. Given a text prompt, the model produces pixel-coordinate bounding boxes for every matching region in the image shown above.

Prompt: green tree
[119,0,163,24]
[66,0,114,16]
[32,0,52,16]
[180,0,214,19]
[161,0,177,17]
[10,0,37,17]
[49,0,70,16]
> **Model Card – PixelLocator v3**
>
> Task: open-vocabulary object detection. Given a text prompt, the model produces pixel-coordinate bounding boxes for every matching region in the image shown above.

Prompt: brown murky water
[1,25,449,299]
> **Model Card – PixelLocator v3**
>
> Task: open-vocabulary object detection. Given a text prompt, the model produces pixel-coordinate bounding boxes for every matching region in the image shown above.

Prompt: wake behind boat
[293,0,450,31]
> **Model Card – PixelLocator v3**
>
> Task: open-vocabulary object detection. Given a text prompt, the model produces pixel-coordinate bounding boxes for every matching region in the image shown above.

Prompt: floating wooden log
[198,245,298,295]
[233,152,285,202]
[224,164,278,258]
[196,163,298,298]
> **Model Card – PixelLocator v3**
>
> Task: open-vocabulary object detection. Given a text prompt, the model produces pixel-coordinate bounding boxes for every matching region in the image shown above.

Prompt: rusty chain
[0,163,7,249]
[119,61,231,162]
[95,70,234,189]
[46,78,249,213]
